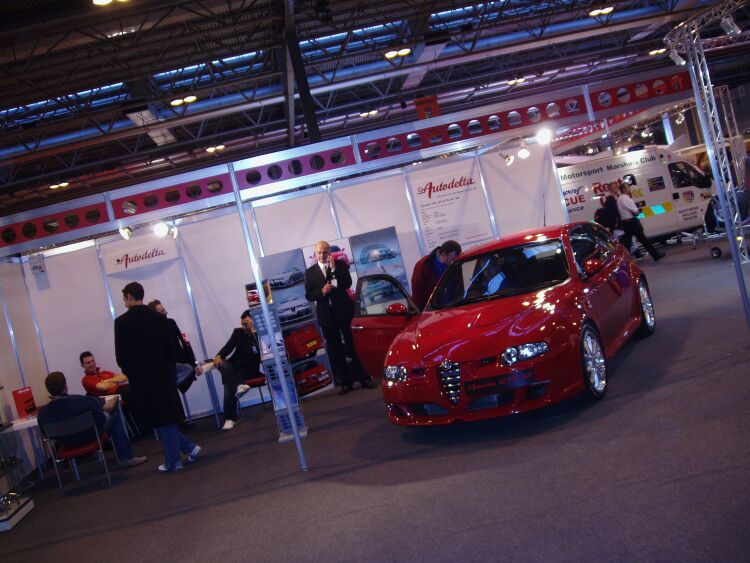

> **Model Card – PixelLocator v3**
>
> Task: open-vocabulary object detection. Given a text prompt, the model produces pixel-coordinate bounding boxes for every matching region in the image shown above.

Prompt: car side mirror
[583,258,604,276]
[385,303,408,316]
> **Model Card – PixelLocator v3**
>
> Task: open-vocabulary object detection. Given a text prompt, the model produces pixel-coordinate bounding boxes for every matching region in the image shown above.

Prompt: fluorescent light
[50,184,60,189]
[170,98,184,106]
[397,47,411,57]
[359,111,369,118]
[59,181,69,187]
[215,144,225,150]
[153,222,169,237]
[119,227,132,240]
[93,0,113,5]
[385,50,398,59]
[368,109,378,116]
[601,7,613,14]
[206,146,216,153]
[535,128,552,145]
[649,48,666,56]
[183,95,197,103]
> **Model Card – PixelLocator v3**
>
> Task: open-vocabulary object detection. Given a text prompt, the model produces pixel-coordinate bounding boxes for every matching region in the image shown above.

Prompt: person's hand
[322,282,333,295]
[327,255,335,270]
[214,356,223,368]
[195,365,203,375]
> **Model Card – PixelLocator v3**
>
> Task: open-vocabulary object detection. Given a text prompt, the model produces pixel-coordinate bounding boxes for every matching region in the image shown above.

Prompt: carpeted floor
[1,242,749,562]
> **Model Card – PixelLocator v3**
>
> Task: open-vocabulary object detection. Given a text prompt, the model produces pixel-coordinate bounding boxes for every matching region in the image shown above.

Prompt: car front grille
[437,360,461,405]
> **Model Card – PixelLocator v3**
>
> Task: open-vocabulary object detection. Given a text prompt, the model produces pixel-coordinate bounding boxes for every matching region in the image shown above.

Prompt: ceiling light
[50,184,60,189]
[397,47,411,57]
[93,0,113,5]
[720,16,741,37]
[169,226,178,239]
[170,98,184,107]
[215,144,225,150]
[206,146,216,153]
[535,128,552,145]
[368,109,378,116]
[641,129,650,138]
[153,222,169,237]
[359,111,369,118]
[600,7,613,14]
[385,50,398,59]
[649,48,666,56]
[517,142,530,159]
[118,227,132,240]
[669,49,686,66]
[675,112,685,125]
[183,95,197,104]
[589,9,601,16]
[504,153,514,166]
[586,146,595,154]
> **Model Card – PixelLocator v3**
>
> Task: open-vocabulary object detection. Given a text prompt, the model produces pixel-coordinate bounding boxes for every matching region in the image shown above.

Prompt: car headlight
[501,342,548,365]
[384,365,407,382]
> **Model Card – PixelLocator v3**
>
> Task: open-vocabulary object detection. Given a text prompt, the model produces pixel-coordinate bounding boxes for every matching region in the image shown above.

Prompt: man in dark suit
[304,240,374,395]
[115,282,202,472]
[147,299,202,393]
[213,310,262,430]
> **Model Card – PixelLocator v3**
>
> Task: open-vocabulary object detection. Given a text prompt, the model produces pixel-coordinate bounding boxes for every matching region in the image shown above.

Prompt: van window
[685,162,711,188]
[668,162,693,188]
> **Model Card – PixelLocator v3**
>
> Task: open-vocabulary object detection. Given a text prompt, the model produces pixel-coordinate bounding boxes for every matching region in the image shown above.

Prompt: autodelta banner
[407,158,493,250]
[102,237,177,274]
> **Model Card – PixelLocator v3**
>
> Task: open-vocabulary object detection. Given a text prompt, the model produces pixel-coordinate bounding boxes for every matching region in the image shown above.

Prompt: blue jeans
[103,410,134,462]
[157,424,196,469]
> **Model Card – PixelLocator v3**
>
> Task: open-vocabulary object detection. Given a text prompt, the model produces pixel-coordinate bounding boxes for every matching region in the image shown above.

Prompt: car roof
[459,223,572,260]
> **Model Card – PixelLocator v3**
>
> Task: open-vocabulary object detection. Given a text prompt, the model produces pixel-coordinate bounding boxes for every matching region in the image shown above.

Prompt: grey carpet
[1,242,749,562]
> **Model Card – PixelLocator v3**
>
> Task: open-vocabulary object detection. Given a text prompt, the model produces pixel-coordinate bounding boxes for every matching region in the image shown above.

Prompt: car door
[569,225,630,346]
[351,274,420,380]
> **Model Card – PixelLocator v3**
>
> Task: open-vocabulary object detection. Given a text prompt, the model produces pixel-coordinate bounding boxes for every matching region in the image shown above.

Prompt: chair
[235,376,270,420]
[39,411,119,495]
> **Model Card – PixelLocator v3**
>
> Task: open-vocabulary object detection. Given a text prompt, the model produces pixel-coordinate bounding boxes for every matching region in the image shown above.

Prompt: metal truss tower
[665,0,750,331]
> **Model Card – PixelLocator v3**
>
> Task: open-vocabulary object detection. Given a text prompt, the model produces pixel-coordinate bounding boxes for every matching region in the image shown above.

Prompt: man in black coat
[304,240,374,395]
[115,282,202,472]
[214,310,262,430]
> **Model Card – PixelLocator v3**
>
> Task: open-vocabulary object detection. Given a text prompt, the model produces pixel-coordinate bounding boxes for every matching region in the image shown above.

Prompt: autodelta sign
[103,238,177,274]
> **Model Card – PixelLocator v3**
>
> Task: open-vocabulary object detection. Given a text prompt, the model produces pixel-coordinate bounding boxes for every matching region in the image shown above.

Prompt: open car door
[351,274,420,381]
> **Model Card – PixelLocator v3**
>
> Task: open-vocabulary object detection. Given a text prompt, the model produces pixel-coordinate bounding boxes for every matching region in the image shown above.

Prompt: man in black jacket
[214,310,262,430]
[115,282,202,472]
[304,240,374,395]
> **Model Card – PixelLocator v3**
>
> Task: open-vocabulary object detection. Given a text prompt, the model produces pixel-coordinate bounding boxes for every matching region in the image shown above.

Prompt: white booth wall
[1,145,566,430]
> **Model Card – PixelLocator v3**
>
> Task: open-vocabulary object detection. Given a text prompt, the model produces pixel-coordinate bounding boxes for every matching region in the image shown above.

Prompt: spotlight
[517,141,530,159]
[170,226,178,239]
[504,153,514,166]
[535,128,552,145]
[153,222,169,237]
[669,49,686,66]
[675,112,685,125]
[720,16,741,37]
[586,146,595,154]
[118,227,132,240]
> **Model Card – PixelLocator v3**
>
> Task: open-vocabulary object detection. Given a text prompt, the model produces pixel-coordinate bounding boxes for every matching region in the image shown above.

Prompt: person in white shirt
[616,183,665,261]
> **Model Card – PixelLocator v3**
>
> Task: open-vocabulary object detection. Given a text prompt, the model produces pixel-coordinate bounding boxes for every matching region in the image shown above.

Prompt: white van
[556,146,714,238]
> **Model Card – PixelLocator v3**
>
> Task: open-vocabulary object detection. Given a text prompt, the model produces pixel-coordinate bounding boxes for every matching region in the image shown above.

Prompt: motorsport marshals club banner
[407,158,493,250]
[102,238,178,274]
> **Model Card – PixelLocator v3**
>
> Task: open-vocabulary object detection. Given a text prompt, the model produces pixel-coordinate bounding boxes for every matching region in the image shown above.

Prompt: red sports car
[293,360,332,397]
[351,222,655,426]
[284,323,323,362]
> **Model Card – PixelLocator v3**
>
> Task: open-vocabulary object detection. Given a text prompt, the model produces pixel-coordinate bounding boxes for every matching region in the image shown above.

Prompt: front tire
[581,324,607,400]
[636,276,655,338]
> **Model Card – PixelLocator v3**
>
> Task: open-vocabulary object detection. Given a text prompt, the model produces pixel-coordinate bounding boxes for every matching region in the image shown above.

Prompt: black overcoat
[114,304,183,428]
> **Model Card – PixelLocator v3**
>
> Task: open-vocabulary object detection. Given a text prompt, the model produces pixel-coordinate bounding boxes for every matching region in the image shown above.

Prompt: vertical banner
[407,158,494,250]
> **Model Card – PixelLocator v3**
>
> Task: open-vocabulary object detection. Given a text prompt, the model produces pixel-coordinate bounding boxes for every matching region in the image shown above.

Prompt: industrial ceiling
[1,0,748,216]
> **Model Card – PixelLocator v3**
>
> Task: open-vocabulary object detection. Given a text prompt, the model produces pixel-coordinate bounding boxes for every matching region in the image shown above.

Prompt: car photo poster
[349,226,408,291]
[407,158,494,250]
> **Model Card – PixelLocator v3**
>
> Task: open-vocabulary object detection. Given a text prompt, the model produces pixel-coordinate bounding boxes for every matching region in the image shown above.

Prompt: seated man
[147,300,203,393]
[37,371,147,468]
[214,310,262,431]
[80,351,128,397]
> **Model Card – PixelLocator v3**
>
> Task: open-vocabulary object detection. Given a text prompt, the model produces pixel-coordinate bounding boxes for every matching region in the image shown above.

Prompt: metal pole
[0,281,26,387]
[227,163,308,471]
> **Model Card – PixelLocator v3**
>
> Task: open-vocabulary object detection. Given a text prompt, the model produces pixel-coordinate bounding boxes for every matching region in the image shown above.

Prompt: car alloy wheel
[636,277,655,337]
[581,324,607,400]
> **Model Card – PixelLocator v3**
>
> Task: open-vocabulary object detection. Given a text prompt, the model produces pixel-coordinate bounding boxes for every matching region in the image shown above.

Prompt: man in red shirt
[80,351,129,396]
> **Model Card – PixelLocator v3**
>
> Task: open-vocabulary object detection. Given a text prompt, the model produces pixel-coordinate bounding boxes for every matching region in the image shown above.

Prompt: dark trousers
[321,322,369,388]
[216,362,246,422]
[621,218,661,259]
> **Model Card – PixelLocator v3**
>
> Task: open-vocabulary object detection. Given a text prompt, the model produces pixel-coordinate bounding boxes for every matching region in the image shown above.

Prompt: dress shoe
[235,384,251,398]
[653,251,665,261]
[121,455,148,468]
[360,379,376,389]
[221,420,236,431]
[338,385,352,396]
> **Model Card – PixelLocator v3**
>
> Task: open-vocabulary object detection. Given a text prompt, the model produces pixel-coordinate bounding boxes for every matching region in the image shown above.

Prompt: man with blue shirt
[410,240,462,310]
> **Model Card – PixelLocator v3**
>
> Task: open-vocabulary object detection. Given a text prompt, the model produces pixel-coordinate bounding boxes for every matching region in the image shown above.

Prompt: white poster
[407,158,493,250]
[102,237,178,274]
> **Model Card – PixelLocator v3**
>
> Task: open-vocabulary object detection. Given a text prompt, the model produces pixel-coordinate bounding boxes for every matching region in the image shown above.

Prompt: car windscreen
[429,239,569,309]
